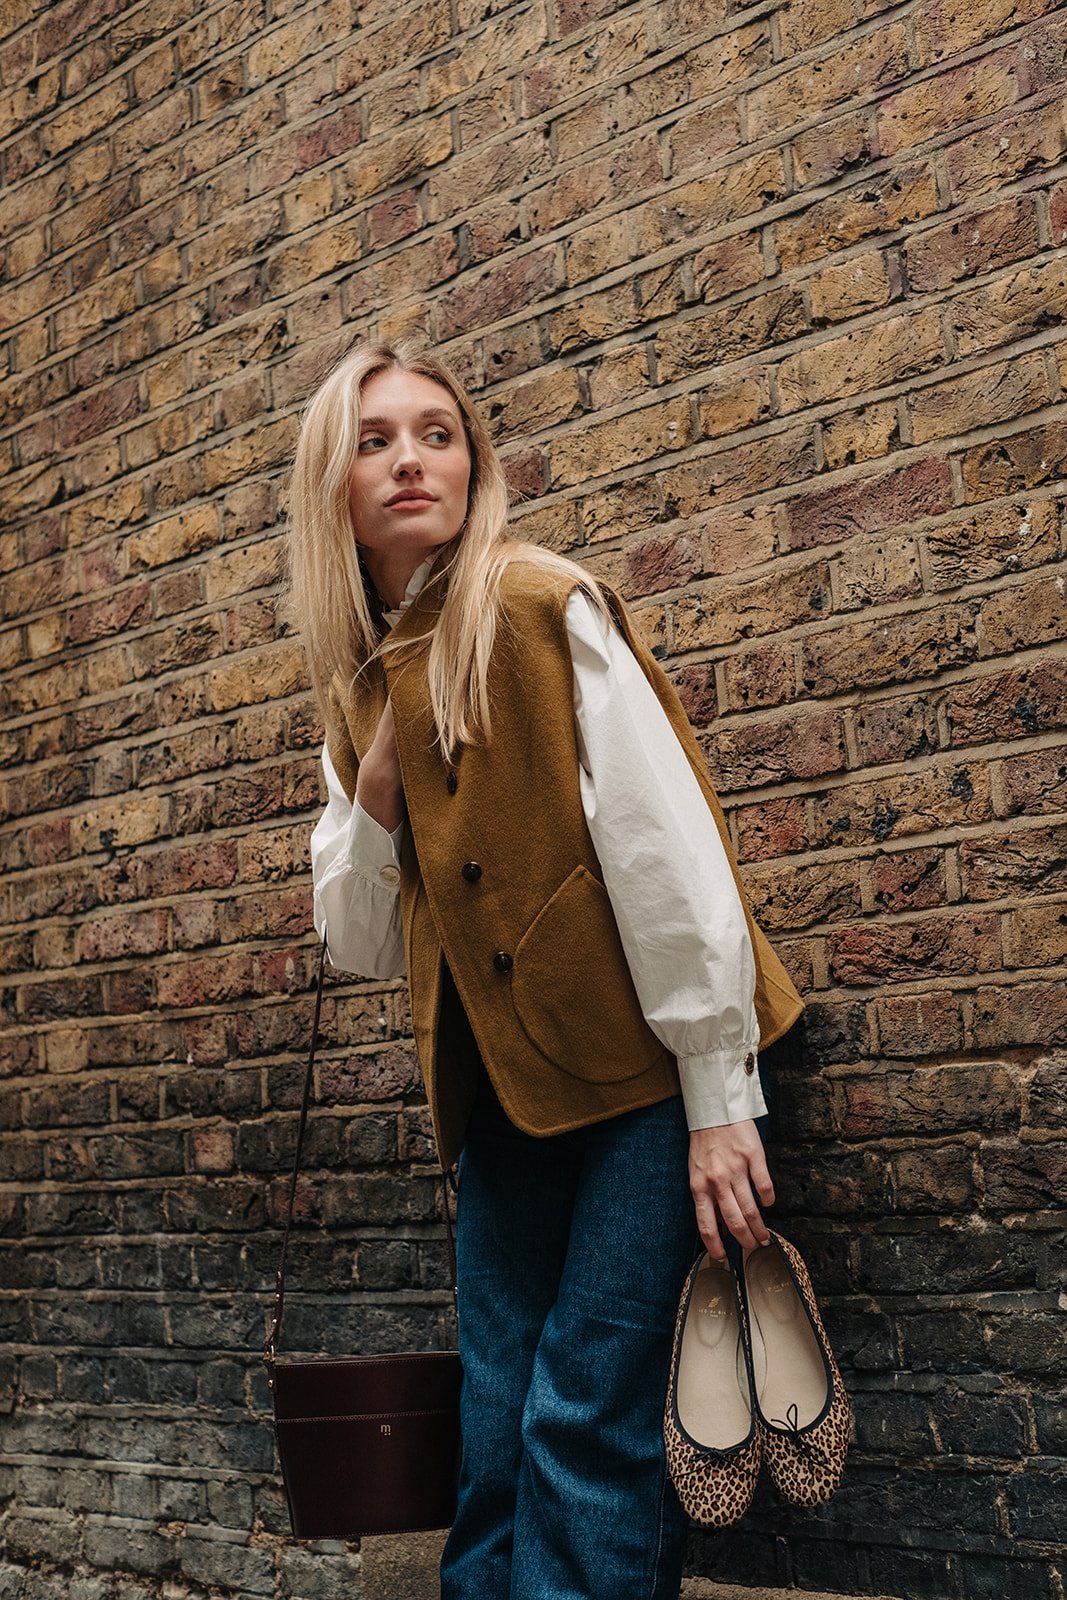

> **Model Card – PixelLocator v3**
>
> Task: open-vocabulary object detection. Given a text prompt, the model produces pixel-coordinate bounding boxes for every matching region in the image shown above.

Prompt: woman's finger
[716,1180,770,1251]
[691,1188,726,1263]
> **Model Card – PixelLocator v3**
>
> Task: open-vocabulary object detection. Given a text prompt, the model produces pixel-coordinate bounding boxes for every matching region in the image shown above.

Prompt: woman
[283,337,803,1599]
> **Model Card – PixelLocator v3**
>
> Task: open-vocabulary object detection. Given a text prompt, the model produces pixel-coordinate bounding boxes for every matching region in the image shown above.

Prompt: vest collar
[381,552,449,649]
[381,554,435,629]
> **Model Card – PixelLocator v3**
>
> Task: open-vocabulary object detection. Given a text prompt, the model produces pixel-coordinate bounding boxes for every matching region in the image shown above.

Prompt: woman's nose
[393,435,424,474]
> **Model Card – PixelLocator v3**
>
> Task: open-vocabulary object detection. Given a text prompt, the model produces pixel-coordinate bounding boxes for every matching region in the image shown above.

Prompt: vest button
[446,770,458,794]
[461,861,482,883]
[492,951,512,973]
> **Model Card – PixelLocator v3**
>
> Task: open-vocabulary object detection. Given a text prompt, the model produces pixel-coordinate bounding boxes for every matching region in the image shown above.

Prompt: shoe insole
[745,1247,827,1429]
[676,1258,751,1450]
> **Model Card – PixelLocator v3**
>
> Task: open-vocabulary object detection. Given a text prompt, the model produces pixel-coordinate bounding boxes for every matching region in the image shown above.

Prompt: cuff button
[744,1051,756,1074]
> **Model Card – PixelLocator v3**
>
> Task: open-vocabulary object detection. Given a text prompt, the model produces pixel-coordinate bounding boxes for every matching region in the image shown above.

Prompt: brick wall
[1,1,1065,1597]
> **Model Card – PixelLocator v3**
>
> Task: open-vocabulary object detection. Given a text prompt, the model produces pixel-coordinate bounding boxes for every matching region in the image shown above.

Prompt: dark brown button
[744,1051,756,1074]
[446,770,458,794]
[462,861,482,882]
[492,951,512,973]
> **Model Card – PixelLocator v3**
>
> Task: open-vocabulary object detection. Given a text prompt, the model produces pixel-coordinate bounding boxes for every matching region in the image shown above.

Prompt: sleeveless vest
[326,561,803,1168]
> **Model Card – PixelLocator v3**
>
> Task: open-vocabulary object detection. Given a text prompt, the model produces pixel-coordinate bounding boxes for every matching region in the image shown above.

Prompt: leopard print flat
[740,1230,853,1508]
[663,1249,761,1528]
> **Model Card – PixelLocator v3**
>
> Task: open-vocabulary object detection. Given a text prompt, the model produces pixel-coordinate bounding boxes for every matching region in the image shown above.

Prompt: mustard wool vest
[325,561,804,1169]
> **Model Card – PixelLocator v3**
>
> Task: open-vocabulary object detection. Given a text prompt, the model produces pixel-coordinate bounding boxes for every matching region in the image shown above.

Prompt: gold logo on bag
[380,1424,391,1436]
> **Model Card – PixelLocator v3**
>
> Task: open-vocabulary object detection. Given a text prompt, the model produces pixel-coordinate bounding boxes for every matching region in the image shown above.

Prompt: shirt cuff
[343,800,405,888]
[678,1047,767,1130]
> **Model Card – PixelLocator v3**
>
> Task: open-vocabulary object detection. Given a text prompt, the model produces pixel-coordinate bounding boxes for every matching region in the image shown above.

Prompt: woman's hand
[689,1120,774,1260]
[355,697,405,831]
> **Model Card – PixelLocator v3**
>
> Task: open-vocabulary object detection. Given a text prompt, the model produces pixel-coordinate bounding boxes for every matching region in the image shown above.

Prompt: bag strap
[262,925,459,1383]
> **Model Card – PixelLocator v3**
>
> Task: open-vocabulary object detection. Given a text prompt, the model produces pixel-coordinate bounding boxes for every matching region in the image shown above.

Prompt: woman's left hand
[688,1121,774,1261]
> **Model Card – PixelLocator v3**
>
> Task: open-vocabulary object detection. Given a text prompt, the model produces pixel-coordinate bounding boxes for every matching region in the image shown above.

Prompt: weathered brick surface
[1,2,1065,1598]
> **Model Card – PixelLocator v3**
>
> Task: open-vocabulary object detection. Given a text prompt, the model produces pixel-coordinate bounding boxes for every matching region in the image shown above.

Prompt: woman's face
[349,367,472,568]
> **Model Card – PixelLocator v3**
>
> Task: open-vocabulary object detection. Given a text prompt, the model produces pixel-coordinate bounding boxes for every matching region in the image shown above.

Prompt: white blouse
[311,562,766,1131]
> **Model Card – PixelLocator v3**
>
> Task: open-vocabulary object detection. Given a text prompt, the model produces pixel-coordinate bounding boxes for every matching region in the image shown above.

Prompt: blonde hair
[282,337,608,761]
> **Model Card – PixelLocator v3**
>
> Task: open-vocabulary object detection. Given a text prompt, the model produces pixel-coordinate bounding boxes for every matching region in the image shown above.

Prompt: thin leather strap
[263,924,458,1373]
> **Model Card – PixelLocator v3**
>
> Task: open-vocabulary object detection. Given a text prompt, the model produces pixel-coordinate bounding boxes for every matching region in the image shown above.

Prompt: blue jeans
[439,1058,773,1600]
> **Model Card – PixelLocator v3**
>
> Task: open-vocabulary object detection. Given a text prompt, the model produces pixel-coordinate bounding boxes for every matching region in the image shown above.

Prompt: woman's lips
[387,495,435,508]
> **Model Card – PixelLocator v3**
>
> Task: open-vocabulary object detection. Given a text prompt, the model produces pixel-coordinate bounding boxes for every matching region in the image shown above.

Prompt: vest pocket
[511,865,665,1083]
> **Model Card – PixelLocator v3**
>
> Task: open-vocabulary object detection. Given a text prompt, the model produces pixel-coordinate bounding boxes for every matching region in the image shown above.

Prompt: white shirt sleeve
[566,587,765,1131]
[310,741,407,980]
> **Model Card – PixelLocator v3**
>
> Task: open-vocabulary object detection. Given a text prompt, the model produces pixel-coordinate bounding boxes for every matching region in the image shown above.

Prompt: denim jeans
[438,1054,774,1600]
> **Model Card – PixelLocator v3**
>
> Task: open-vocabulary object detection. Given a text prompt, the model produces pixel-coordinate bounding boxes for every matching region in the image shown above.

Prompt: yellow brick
[247,0,349,85]
[126,506,220,571]
[282,171,335,232]
[549,398,692,489]
[201,418,296,492]
[144,353,188,410]
[777,0,855,54]
[209,642,307,712]
[65,482,147,547]
[566,215,632,284]
[588,346,652,410]
[697,371,772,439]
[703,506,778,575]
[485,368,584,441]
[672,561,831,651]
[833,535,921,611]
[124,399,215,470]
[425,6,547,107]
[909,353,1049,445]
[778,308,944,411]
[76,440,123,493]
[42,78,127,156]
[27,615,64,660]
[46,1028,90,1075]
[549,286,636,356]
[53,272,137,351]
[350,117,454,208]
[205,537,286,603]
[820,400,900,471]
[632,150,788,256]
[878,50,1021,156]
[510,499,582,555]
[775,163,940,270]
[913,0,1058,68]
[748,24,909,139]
[579,477,663,543]
[379,304,432,343]
[632,602,666,655]
[808,250,894,324]
[71,795,165,855]
[522,15,648,116]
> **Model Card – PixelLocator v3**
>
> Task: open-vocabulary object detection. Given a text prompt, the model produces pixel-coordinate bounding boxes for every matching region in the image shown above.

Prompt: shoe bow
[768,1401,830,1467]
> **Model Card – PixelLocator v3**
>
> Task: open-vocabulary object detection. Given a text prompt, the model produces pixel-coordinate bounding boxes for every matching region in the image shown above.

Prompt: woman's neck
[360,546,432,612]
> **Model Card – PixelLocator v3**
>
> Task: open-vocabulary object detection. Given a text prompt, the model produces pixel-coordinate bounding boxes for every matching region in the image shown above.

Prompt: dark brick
[828,912,1001,985]
[785,456,953,550]
[982,1140,1067,1210]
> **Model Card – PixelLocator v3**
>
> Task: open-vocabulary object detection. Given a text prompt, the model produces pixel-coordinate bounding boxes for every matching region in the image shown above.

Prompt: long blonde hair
[282,337,607,761]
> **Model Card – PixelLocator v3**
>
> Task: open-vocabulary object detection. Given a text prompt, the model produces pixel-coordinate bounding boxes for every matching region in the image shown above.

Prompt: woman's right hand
[355,697,405,831]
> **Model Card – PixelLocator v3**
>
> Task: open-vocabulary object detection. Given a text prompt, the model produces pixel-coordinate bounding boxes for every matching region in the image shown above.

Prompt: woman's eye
[358,429,451,449]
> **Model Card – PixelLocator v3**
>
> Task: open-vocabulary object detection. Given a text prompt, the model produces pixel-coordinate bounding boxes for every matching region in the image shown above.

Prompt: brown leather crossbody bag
[261,926,462,1539]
